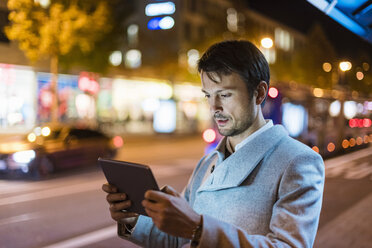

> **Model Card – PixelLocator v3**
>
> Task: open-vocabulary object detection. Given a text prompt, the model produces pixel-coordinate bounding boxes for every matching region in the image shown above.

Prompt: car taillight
[113,136,123,148]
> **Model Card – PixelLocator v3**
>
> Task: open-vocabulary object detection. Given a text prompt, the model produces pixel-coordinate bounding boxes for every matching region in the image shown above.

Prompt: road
[0,135,371,248]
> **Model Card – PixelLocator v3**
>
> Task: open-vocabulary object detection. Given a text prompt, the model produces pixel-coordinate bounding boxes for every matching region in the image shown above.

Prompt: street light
[339,61,352,71]
[260,38,275,64]
[261,38,273,49]
[34,0,50,8]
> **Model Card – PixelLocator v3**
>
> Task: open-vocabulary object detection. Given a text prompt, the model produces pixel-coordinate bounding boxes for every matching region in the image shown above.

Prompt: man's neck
[227,111,266,150]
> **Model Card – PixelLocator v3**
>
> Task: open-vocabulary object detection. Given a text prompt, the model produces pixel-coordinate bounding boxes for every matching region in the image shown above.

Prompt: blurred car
[0,124,123,179]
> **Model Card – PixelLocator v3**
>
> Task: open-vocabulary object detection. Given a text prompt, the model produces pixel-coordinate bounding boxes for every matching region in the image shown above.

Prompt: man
[102,40,325,247]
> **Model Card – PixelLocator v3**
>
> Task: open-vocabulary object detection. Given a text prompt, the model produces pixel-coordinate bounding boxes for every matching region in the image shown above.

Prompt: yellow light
[349,138,356,147]
[339,61,352,71]
[362,62,370,71]
[312,146,319,153]
[356,137,363,145]
[342,139,349,149]
[356,71,364,80]
[261,38,273,49]
[331,90,340,99]
[322,62,332,72]
[351,91,359,99]
[327,142,335,152]
[41,127,51,137]
[313,88,324,97]
[364,135,369,144]
[27,133,36,142]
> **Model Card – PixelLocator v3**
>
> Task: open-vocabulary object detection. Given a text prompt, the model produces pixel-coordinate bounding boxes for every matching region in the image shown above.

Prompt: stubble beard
[216,116,253,137]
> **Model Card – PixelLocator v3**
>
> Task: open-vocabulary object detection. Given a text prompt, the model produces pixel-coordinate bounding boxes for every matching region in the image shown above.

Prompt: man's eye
[220,93,231,98]
[204,95,210,99]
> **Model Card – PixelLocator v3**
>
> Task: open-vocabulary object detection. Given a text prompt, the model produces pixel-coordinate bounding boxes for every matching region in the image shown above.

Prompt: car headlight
[12,150,36,164]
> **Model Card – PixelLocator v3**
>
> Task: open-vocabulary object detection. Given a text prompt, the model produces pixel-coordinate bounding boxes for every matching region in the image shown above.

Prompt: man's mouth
[215,118,229,126]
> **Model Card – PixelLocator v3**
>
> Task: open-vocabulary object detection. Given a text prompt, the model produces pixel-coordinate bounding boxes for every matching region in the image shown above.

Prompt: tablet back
[99,158,159,216]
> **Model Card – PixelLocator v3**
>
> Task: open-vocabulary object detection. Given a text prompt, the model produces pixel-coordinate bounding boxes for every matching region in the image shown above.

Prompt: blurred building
[0,1,371,158]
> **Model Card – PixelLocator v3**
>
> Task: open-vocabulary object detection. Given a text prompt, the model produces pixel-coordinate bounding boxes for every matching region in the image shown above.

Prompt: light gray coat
[125,125,325,247]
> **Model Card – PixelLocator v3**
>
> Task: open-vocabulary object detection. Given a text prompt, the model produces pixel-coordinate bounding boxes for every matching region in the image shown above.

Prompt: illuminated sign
[282,103,307,137]
[153,100,176,133]
[78,72,99,94]
[145,2,175,16]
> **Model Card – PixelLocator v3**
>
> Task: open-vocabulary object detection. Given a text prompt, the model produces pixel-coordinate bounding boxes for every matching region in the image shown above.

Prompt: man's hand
[142,185,201,239]
[102,183,138,225]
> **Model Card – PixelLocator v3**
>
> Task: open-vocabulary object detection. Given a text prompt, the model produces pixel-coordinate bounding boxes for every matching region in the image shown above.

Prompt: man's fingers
[110,200,131,211]
[144,204,158,217]
[111,210,138,221]
[102,183,118,193]
[142,199,161,213]
[144,190,170,202]
[161,185,180,197]
[106,193,127,203]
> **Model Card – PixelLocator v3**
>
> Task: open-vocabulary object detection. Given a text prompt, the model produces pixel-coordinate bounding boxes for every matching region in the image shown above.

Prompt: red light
[349,119,357,128]
[113,136,123,148]
[357,119,364,128]
[203,129,216,143]
[363,118,371,128]
[78,73,100,94]
[40,90,53,107]
[268,87,279,98]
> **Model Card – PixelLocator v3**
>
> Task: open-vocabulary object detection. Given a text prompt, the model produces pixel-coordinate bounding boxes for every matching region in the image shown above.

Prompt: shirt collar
[214,119,274,162]
[234,119,273,151]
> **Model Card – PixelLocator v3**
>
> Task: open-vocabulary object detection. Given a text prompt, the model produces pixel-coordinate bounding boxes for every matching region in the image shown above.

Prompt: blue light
[328,6,367,36]
[307,0,367,36]
[147,16,175,30]
[148,17,161,30]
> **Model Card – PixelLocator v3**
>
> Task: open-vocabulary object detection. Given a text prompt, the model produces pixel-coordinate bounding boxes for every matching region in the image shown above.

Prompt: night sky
[246,0,372,59]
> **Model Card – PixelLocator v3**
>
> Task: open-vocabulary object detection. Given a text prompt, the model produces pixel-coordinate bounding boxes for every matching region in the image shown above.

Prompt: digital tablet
[98,157,159,216]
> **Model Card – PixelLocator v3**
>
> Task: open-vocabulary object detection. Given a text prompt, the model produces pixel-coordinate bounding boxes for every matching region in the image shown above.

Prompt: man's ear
[256,81,268,105]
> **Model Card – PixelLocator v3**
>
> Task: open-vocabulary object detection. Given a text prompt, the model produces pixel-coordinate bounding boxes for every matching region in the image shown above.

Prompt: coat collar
[197,125,288,193]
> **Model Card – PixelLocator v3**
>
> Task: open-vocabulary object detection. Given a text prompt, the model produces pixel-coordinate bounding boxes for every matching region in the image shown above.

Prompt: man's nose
[210,96,222,112]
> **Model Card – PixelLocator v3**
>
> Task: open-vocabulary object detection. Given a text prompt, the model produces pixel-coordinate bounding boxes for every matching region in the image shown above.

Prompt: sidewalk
[315,193,372,248]
[314,146,372,248]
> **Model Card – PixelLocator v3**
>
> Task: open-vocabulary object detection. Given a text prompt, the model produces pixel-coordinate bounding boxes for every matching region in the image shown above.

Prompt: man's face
[201,71,258,137]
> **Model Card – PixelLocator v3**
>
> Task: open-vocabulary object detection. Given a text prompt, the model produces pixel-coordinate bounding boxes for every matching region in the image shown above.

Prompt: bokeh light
[261,38,273,48]
[327,142,335,152]
[268,87,279,98]
[313,88,324,97]
[342,139,349,149]
[41,127,51,137]
[322,62,332,72]
[339,61,352,71]
[27,133,36,142]
[113,136,123,148]
[312,146,319,153]
[356,71,364,80]
[203,129,216,143]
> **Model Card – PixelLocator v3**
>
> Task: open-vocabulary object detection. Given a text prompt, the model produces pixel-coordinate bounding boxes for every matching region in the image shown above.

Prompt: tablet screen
[98,158,159,216]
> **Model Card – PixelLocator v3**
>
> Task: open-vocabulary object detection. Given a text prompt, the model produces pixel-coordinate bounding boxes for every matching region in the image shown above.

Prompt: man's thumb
[161,185,179,197]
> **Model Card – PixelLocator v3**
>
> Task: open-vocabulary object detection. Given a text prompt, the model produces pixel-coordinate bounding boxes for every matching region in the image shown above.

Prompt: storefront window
[0,64,36,132]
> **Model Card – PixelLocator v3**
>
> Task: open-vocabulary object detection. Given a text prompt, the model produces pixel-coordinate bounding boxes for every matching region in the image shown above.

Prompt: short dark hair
[197,40,270,105]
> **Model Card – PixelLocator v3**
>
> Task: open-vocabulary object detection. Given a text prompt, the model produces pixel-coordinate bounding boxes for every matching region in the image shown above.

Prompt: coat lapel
[197,125,288,193]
